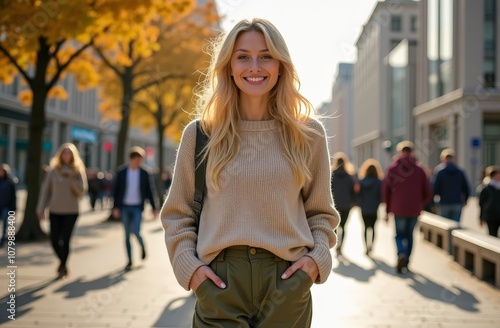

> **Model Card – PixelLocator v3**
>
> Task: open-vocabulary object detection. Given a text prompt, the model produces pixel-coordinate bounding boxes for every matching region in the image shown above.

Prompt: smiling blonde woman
[161,18,340,327]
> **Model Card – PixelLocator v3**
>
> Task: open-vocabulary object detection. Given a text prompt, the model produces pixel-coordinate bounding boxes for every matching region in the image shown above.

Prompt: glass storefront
[427,0,454,100]
[484,122,500,166]
[484,0,496,88]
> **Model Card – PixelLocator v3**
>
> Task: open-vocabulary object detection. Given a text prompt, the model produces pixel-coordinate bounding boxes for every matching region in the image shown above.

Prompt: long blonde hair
[196,18,317,189]
[331,152,356,176]
[49,142,86,175]
[358,158,384,180]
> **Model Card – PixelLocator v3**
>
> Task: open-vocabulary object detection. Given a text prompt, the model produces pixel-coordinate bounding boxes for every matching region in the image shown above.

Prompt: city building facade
[0,75,177,185]
[352,0,419,168]
[321,63,354,159]
[413,0,500,188]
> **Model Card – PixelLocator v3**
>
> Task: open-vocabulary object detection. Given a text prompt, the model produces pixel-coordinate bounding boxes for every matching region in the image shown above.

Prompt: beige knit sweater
[36,165,87,214]
[161,119,339,291]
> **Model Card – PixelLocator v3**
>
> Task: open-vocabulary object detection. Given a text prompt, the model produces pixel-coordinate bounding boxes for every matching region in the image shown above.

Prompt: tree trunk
[17,40,50,241]
[115,67,134,168]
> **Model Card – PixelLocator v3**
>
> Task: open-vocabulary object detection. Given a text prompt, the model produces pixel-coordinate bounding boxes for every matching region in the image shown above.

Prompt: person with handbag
[36,143,87,279]
[161,18,340,327]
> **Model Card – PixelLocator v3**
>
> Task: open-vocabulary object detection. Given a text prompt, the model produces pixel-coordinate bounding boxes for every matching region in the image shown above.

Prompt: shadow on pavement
[152,293,196,328]
[373,258,480,312]
[333,256,480,312]
[0,277,57,324]
[54,269,127,298]
[333,255,376,282]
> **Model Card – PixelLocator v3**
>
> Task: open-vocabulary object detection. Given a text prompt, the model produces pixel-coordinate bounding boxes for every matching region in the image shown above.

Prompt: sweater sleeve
[301,120,340,284]
[160,121,205,290]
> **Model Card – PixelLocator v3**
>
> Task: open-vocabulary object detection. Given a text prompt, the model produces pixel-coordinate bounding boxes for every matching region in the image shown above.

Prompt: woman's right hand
[190,265,226,291]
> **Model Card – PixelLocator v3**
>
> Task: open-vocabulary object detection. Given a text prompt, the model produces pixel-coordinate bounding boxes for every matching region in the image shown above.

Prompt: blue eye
[238,55,249,60]
[261,55,272,60]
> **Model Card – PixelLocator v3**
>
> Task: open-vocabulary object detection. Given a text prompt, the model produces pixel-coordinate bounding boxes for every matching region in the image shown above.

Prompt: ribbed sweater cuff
[307,244,332,284]
[173,250,206,291]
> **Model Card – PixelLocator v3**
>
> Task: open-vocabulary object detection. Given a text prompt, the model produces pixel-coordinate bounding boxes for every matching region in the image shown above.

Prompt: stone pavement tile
[3,195,499,328]
[311,207,500,328]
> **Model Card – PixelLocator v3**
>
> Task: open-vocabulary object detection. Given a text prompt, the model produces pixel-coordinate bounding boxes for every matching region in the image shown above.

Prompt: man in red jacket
[382,141,432,273]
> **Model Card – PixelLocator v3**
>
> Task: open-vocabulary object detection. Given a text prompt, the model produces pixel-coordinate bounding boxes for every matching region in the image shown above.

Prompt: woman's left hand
[281,256,319,282]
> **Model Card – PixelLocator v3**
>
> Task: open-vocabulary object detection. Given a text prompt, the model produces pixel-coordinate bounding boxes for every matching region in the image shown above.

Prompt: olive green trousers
[193,246,313,328]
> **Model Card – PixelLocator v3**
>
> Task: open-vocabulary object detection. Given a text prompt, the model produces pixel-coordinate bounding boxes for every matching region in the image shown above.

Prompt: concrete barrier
[418,211,460,254]
[452,229,500,288]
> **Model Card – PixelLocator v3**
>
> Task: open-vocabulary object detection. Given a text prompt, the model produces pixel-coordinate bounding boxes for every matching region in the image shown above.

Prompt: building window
[427,0,454,100]
[391,16,402,32]
[484,0,496,88]
[391,39,402,51]
[410,16,418,32]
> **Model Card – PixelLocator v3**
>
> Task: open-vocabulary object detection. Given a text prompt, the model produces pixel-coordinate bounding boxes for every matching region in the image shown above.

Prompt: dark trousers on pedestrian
[49,212,78,267]
[486,220,500,237]
[336,207,352,250]
[120,205,145,262]
[0,207,9,246]
[193,246,313,328]
[361,213,377,252]
[394,216,418,261]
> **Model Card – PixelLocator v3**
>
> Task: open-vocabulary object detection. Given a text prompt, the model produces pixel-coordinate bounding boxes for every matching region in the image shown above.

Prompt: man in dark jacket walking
[432,149,470,222]
[479,166,500,237]
[382,141,432,273]
[112,147,159,270]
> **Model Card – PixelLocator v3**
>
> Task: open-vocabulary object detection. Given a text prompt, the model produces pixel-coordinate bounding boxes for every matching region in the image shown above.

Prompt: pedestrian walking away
[478,165,500,237]
[382,141,432,274]
[357,158,383,256]
[112,146,159,271]
[0,163,17,247]
[161,18,340,328]
[36,143,88,279]
[432,148,470,222]
[330,151,357,257]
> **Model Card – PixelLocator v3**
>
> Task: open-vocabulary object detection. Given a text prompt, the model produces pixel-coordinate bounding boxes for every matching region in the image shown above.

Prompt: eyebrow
[233,48,269,53]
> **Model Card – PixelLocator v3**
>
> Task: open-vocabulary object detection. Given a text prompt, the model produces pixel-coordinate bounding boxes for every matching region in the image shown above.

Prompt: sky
[214,0,378,108]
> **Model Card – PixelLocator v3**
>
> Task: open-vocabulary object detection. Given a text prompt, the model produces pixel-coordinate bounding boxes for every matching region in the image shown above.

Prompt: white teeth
[246,77,264,82]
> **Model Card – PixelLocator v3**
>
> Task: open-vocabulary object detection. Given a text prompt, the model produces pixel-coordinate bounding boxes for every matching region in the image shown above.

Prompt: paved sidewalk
[0,192,499,327]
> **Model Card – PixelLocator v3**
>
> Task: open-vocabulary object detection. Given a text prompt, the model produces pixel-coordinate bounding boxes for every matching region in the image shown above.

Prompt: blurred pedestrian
[382,141,432,274]
[432,148,470,222]
[476,165,495,196]
[478,166,500,237]
[112,146,159,271]
[357,158,383,256]
[87,168,103,211]
[102,171,114,208]
[0,164,17,247]
[36,143,87,279]
[330,151,357,257]
[161,18,339,327]
[161,168,172,200]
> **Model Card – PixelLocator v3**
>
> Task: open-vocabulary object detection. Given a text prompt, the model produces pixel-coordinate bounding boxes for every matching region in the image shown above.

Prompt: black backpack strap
[193,120,208,232]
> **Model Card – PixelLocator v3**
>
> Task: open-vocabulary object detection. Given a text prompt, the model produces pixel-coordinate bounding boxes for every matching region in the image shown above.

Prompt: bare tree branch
[133,73,186,94]
[47,38,95,90]
[94,46,124,78]
[0,44,33,86]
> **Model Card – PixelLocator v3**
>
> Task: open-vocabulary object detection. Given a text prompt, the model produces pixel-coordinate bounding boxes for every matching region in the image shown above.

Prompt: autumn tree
[93,0,195,168]
[0,0,193,241]
[0,1,107,240]
[100,1,219,197]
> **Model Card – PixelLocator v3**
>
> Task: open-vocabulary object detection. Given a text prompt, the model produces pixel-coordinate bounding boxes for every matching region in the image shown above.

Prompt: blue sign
[471,137,481,149]
[70,126,97,144]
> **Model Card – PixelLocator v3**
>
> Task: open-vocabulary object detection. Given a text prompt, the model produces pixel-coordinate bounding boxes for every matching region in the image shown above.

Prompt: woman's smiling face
[230,30,281,100]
